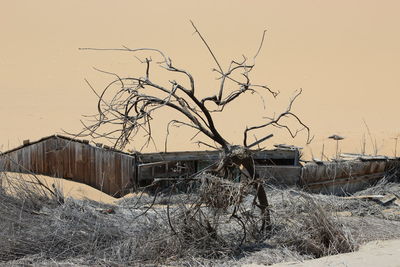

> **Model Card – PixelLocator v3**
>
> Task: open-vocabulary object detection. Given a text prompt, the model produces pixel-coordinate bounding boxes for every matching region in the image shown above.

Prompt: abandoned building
[0,135,301,196]
[0,135,136,196]
[1,135,398,197]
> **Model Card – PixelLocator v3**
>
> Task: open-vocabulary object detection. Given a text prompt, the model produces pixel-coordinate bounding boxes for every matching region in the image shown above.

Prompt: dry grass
[1,171,400,266]
[199,173,250,210]
[270,195,356,258]
[0,174,122,263]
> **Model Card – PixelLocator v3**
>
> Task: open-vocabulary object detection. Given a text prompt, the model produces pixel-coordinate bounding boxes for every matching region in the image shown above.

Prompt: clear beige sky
[1,0,399,158]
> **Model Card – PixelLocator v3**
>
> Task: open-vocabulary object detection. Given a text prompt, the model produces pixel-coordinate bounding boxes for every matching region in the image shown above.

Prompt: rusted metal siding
[0,136,136,197]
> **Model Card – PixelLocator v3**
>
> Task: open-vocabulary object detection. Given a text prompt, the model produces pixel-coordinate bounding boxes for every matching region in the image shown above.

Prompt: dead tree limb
[78,22,312,233]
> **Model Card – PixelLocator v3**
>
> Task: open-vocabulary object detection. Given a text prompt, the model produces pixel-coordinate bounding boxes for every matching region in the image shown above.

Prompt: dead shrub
[7,171,400,266]
[0,172,123,263]
[199,173,250,210]
[272,194,356,258]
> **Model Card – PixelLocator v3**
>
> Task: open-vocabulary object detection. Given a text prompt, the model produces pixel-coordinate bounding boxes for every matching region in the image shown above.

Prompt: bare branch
[190,20,223,73]
[244,89,313,147]
[253,30,267,61]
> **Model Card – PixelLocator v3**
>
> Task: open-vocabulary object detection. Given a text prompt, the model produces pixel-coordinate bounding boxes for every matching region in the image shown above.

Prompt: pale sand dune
[1,172,117,204]
[1,1,400,160]
[245,239,400,267]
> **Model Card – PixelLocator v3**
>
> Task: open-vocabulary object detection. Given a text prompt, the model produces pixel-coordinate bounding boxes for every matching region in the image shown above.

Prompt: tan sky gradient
[1,0,399,159]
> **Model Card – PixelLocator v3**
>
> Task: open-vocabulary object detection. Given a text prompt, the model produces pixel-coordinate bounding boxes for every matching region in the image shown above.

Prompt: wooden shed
[136,149,300,184]
[0,135,136,197]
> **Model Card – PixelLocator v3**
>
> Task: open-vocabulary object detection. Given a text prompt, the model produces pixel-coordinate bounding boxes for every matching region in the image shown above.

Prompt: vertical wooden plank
[89,146,96,190]
[21,146,26,171]
[102,150,110,194]
[44,138,50,175]
[17,148,23,172]
[80,142,87,184]
[59,137,66,178]
[30,143,36,173]
[105,152,111,195]
[8,151,14,172]
[73,142,80,181]
[9,151,14,172]
[69,141,76,179]
[75,143,85,184]
[107,152,118,196]
[121,155,136,192]
[38,141,43,174]
[95,148,103,192]
[55,137,61,177]
[131,155,137,190]
[11,151,16,172]
[126,156,132,190]
[114,153,122,196]
[62,139,70,179]
[44,139,50,176]
[80,144,87,184]
[82,145,90,185]
[26,145,31,171]
[120,156,127,193]
[49,138,57,176]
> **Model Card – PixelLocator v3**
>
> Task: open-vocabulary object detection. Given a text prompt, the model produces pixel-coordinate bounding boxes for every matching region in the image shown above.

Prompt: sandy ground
[1,172,117,204]
[2,1,400,162]
[243,239,400,267]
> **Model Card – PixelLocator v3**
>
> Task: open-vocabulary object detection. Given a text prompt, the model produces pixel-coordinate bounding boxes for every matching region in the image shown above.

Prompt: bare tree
[78,22,312,232]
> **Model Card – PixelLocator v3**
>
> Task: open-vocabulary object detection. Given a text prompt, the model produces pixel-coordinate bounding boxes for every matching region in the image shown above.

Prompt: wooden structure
[0,135,301,196]
[301,159,400,195]
[138,149,299,165]
[0,135,136,196]
[257,165,302,186]
[137,149,300,183]
[3,134,396,197]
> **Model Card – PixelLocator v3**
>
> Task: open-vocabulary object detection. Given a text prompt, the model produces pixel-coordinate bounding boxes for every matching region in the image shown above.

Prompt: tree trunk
[228,150,271,232]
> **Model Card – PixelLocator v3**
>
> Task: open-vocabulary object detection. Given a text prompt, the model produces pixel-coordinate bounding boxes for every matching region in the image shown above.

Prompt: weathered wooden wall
[4,134,397,197]
[0,136,136,196]
[137,149,300,183]
[301,160,389,195]
[243,159,398,190]
[256,166,302,186]
[138,161,197,182]
[138,149,299,165]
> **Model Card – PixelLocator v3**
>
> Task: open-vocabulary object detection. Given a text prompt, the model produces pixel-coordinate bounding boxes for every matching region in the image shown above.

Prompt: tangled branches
[77,22,313,238]
[78,22,311,152]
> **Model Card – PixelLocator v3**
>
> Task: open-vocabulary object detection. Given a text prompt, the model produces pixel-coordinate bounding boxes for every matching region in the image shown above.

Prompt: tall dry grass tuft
[272,195,356,257]
[0,172,123,263]
[4,170,400,265]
